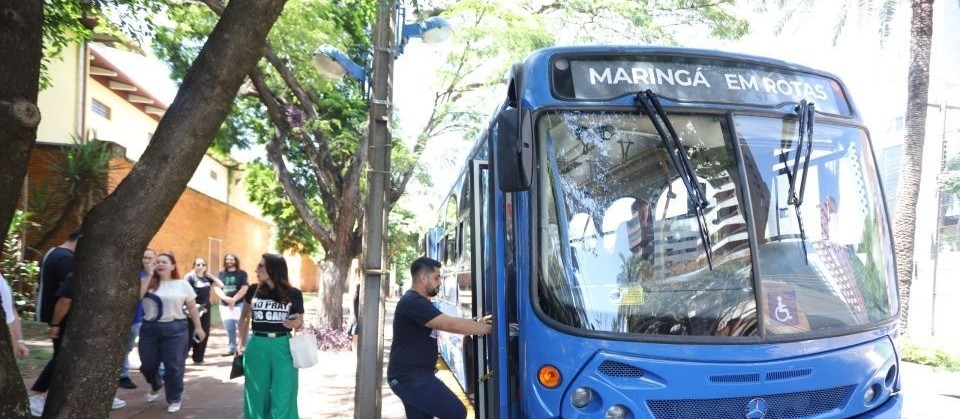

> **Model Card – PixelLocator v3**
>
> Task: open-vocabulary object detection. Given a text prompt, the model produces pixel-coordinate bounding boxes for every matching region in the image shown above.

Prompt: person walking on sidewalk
[184,257,222,363]
[387,257,493,419]
[139,252,206,413]
[215,253,248,356]
[119,248,156,390]
[238,253,304,419]
[32,272,128,415]
[27,230,127,414]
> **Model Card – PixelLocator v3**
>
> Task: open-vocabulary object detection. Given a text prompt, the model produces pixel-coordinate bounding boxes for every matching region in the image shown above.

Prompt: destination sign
[557,57,850,115]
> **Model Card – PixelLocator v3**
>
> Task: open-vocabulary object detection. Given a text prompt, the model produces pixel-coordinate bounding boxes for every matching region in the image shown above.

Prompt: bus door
[469,159,492,418]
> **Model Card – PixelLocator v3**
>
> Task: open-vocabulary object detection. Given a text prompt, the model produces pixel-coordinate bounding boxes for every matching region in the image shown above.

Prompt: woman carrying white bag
[238,253,305,419]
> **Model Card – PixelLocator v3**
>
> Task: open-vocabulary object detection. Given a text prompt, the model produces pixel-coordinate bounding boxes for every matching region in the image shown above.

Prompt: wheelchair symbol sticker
[767,291,799,326]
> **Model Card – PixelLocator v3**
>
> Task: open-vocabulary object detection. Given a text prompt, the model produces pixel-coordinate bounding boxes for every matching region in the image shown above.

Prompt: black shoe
[118,377,138,389]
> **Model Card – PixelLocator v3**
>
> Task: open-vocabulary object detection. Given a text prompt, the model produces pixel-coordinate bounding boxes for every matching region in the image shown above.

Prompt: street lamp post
[312,3,451,418]
[355,1,396,418]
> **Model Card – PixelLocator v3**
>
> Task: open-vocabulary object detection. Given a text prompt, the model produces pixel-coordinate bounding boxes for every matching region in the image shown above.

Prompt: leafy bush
[1,210,40,316]
[901,342,960,372]
[303,324,351,353]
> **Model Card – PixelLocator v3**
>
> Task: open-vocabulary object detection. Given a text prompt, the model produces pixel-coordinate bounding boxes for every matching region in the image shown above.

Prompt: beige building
[23,37,318,291]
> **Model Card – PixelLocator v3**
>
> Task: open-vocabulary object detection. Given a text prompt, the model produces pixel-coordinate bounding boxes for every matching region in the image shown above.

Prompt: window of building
[91,99,111,119]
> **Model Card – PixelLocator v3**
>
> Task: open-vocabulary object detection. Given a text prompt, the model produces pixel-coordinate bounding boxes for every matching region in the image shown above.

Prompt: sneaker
[118,376,138,389]
[167,402,181,413]
[112,397,127,410]
[221,350,236,357]
[29,394,44,417]
[146,390,160,403]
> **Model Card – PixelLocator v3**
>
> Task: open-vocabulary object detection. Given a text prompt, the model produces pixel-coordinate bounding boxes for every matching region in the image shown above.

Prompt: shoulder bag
[289,329,318,368]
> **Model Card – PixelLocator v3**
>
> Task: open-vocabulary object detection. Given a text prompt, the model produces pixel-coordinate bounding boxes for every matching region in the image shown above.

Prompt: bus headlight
[605,404,628,419]
[571,387,593,408]
[864,383,880,404]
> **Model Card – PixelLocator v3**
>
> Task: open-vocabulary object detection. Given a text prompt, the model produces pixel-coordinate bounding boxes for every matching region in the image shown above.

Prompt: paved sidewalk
[102,297,406,418]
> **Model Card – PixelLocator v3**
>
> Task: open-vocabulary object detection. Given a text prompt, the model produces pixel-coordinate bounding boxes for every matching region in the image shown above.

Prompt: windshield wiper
[779,100,816,262]
[635,90,713,269]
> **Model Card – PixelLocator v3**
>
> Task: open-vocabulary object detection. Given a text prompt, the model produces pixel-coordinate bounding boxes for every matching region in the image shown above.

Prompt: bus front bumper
[857,393,901,418]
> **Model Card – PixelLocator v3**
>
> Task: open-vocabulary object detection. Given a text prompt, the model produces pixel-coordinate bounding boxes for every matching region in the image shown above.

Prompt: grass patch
[901,342,960,372]
[302,292,318,305]
[211,303,222,327]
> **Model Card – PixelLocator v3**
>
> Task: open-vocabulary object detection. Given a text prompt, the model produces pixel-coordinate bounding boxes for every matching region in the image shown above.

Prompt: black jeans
[186,310,211,362]
[31,333,63,393]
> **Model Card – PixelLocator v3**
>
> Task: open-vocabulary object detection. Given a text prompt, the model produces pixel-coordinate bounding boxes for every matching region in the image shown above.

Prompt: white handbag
[288,331,319,368]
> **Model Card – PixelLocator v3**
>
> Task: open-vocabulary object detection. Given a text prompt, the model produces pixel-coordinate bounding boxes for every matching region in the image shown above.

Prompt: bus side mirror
[495,107,532,192]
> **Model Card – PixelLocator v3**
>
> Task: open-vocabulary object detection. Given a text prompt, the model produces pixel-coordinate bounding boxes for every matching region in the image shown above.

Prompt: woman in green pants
[238,254,305,418]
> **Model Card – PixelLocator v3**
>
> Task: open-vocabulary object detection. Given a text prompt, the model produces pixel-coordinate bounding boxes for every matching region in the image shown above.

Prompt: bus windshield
[536,110,897,338]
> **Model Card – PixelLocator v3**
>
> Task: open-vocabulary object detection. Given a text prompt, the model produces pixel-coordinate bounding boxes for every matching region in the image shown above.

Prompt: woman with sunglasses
[238,253,304,418]
[183,258,223,364]
[139,252,205,413]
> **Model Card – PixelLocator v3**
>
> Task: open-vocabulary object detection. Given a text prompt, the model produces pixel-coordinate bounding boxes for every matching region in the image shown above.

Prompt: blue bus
[422,45,901,419]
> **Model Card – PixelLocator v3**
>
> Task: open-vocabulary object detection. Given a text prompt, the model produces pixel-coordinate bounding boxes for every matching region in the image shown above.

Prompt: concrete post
[354,0,396,418]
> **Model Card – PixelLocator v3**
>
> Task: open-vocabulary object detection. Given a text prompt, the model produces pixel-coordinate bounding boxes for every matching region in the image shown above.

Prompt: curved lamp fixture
[313,45,367,82]
[314,9,453,82]
[399,16,453,54]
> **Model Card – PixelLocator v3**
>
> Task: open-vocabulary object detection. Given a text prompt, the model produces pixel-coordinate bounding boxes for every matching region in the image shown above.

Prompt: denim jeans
[221,302,243,352]
[139,320,188,404]
[120,322,142,379]
[388,374,467,419]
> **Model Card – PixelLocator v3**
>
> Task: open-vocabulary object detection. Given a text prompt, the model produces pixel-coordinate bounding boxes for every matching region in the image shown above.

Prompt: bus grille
[646,385,855,419]
[597,360,645,378]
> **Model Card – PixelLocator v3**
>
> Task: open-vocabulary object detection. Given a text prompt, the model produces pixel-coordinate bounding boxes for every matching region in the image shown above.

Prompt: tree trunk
[893,0,934,335]
[40,2,289,417]
[0,1,43,417]
[316,256,350,330]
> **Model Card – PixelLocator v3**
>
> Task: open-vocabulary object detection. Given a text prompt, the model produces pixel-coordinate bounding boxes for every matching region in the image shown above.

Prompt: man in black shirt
[29,230,80,415]
[30,273,127,415]
[387,257,493,419]
[34,230,80,325]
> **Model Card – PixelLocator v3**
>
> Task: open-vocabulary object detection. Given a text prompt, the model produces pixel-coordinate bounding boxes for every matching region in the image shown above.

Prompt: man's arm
[425,313,492,336]
[232,277,249,302]
[212,283,229,302]
[49,297,72,339]
[230,271,250,308]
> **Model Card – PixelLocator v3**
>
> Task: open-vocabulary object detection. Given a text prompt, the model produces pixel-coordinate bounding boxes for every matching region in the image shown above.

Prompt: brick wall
[19,143,319,292]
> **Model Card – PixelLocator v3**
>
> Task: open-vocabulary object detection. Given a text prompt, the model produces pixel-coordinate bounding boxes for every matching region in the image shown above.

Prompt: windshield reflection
[537,111,757,337]
[536,110,897,339]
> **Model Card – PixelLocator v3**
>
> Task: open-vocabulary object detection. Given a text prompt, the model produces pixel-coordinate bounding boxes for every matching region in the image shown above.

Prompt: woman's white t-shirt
[143,279,196,322]
[0,276,15,325]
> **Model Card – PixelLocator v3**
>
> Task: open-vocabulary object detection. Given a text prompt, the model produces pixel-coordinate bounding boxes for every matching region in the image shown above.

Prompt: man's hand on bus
[477,315,520,332]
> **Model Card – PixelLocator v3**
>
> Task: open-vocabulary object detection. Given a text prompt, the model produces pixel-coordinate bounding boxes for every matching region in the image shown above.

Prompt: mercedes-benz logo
[745,397,767,419]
